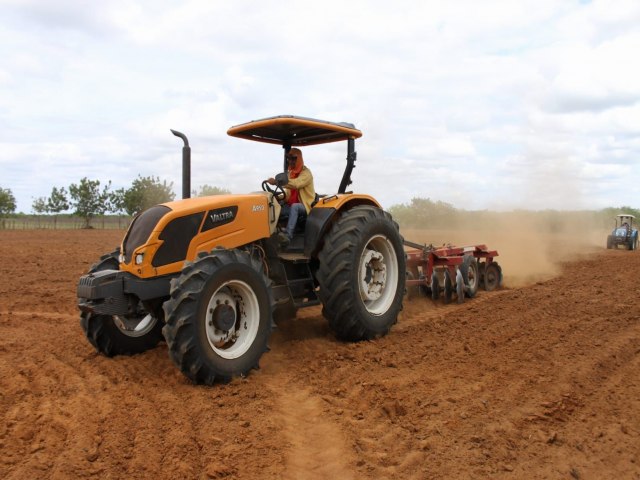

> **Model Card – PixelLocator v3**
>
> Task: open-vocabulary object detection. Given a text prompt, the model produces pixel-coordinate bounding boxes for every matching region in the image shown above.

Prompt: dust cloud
[401,211,609,287]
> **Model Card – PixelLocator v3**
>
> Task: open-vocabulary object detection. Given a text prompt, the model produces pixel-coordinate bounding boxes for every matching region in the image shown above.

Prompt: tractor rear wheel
[484,262,502,291]
[606,235,613,249]
[162,248,274,385]
[80,249,164,356]
[317,206,406,341]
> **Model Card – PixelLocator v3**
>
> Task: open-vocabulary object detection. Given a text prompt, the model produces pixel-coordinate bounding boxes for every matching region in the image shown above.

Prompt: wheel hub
[360,250,387,301]
[205,282,260,360]
[206,291,236,345]
[212,303,236,331]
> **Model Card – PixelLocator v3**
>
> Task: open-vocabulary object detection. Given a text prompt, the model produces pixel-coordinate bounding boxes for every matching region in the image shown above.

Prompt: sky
[1,0,639,213]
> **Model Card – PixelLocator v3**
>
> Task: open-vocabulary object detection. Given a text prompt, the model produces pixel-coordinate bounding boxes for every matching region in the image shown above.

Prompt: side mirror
[275,172,288,187]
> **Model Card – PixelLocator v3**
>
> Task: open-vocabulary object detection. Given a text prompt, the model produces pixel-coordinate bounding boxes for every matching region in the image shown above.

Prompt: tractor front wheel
[317,206,406,341]
[80,249,163,356]
[81,309,163,357]
[162,249,274,385]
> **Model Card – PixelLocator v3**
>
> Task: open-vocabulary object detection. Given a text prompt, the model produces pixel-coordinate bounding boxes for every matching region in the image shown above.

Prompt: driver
[266,148,316,246]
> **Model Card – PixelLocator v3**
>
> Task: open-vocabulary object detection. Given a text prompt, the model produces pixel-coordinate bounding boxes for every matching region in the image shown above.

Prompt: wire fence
[0,215,132,230]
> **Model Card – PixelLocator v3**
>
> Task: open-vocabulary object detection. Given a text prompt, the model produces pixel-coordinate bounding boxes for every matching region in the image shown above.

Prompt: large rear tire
[316,206,406,341]
[80,249,164,356]
[606,235,613,249]
[162,249,274,385]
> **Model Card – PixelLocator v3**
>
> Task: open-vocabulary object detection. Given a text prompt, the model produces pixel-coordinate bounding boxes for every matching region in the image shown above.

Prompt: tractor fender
[303,194,380,257]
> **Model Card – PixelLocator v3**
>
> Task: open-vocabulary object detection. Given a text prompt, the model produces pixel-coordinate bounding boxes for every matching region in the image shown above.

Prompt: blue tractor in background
[606,214,638,250]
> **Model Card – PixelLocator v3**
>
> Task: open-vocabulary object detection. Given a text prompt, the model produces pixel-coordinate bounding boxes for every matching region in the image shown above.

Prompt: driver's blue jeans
[281,203,307,240]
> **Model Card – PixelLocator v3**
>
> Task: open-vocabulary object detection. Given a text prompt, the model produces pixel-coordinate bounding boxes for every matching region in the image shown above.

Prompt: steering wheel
[261,180,287,204]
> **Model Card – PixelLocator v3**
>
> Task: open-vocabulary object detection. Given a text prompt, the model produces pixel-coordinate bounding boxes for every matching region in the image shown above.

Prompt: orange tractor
[77,115,500,385]
[78,116,407,384]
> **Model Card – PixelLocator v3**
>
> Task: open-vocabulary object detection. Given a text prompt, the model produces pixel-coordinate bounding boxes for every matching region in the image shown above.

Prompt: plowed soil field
[1,229,639,479]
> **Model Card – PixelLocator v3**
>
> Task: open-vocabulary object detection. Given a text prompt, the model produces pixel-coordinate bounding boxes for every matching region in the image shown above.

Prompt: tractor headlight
[135,253,144,265]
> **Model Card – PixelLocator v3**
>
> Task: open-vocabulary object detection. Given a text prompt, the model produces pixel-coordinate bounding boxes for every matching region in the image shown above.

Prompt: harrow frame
[404,240,501,302]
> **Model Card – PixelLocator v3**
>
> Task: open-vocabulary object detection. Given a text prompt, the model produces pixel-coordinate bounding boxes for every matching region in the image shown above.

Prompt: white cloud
[0,0,639,213]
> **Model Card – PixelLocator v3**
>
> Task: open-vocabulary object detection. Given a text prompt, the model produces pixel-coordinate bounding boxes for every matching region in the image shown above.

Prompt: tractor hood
[120,193,273,278]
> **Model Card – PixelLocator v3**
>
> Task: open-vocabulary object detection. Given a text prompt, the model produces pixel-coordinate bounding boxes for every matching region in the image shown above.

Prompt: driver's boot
[277,232,290,248]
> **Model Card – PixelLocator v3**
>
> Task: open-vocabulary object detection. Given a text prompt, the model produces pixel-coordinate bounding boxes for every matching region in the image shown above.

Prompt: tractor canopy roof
[227,115,362,147]
[616,214,635,219]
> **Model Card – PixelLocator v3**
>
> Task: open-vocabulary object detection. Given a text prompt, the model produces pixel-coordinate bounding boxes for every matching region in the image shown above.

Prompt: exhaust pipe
[171,129,191,199]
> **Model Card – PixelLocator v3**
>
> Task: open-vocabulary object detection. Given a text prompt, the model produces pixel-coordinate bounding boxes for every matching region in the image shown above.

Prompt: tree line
[0,177,230,228]
[2,182,638,231]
